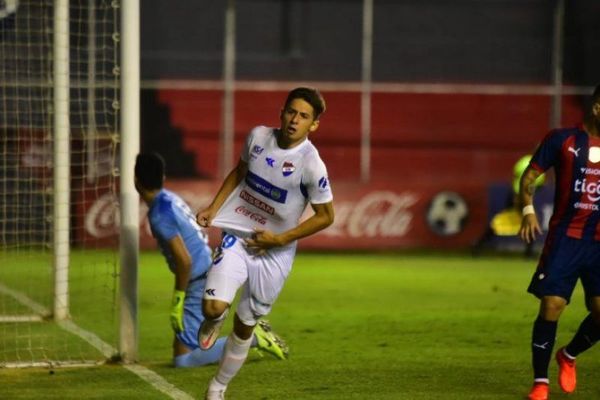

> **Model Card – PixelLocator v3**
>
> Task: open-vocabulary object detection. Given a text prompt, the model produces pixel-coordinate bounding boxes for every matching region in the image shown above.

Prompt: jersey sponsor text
[240,189,275,215]
[245,171,288,203]
[574,178,600,202]
[235,206,267,225]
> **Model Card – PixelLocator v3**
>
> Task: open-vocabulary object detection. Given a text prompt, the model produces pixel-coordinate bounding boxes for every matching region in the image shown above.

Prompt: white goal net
[0,0,121,367]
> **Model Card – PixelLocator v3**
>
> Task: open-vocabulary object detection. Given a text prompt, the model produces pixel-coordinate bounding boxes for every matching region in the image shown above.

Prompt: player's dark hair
[135,152,165,190]
[284,87,326,120]
[583,84,600,115]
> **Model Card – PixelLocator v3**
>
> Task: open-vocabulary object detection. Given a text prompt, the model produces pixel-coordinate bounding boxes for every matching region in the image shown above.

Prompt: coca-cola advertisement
[76,180,489,250]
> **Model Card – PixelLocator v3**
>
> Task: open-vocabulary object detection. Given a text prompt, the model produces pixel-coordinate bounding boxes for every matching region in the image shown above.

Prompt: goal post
[53,0,71,322]
[0,0,137,367]
[119,0,140,364]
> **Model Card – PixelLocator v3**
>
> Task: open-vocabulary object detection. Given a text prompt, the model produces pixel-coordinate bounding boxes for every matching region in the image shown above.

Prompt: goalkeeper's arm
[167,235,192,333]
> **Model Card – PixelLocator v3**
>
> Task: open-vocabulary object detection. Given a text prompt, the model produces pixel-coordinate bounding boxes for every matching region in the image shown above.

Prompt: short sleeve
[240,127,260,163]
[530,130,567,173]
[301,155,333,204]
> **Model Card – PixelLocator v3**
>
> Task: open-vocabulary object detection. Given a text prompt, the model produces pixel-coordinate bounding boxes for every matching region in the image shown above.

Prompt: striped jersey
[530,125,600,241]
[148,189,212,280]
[211,126,333,245]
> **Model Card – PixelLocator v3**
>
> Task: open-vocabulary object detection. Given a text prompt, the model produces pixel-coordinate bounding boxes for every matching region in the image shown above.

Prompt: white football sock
[212,332,253,387]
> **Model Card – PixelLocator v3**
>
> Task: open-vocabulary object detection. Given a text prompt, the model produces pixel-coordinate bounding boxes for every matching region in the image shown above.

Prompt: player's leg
[171,275,230,366]
[205,312,255,397]
[174,336,228,367]
[199,299,230,350]
[199,236,248,351]
[175,324,285,367]
[205,246,291,399]
[564,297,600,357]
[253,319,289,360]
[526,236,581,400]
[555,282,600,393]
[565,264,600,359]
[245,247,291,360]
[554,252,600,393]
[171,276,227,365]
[530,296,566,385]
[206,265,286,398]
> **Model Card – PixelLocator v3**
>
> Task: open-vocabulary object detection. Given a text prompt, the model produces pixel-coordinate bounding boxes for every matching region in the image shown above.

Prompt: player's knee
[202,299,228,320]
[540,296,567,320]
[233,313,255,340]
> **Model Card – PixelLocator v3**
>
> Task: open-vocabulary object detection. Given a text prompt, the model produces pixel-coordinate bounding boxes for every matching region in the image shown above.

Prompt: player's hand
[196,208,214,228]
[519,214,542,244]
[244,228,283,256]
[170,290,185,333]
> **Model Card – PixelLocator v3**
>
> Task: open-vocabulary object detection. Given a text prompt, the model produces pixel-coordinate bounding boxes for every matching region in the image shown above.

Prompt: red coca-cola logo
[84,190,212,238]
[323,191,418,238]
[84,192,121,238]
[235,206,267,225]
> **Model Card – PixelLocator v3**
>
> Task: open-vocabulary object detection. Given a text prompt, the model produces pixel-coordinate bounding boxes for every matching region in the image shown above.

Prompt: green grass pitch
[1,251,599,399]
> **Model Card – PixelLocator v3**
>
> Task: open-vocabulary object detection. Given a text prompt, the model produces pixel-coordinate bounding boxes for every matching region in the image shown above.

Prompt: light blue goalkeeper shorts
[176,274,206,349]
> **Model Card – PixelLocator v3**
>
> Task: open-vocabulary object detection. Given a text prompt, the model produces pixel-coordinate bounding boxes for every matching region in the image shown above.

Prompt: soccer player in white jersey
[134,153,289,368]
[196,87,335,399]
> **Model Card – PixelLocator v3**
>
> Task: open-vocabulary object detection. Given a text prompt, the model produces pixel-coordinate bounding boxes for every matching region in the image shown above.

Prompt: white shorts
[204,232,296,325]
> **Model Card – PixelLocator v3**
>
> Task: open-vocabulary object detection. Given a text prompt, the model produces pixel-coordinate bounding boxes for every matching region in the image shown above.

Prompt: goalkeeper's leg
[175,330,282,367]
[174,337,227,367]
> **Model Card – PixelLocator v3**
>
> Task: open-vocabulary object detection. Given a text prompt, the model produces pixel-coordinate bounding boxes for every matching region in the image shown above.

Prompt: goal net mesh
[0,0,121,367]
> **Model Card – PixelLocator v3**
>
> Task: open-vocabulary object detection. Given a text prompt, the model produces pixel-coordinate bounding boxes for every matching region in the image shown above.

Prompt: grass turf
[1,251,600,399]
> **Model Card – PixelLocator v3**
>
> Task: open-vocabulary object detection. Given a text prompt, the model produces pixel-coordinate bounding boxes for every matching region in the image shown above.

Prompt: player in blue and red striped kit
[519,85,600,400]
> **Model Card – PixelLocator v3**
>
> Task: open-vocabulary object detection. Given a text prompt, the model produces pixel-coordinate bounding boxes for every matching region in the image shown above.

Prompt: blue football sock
[531,316,557,381]
[173,334,259,367]
[565,314,600,357]
[173,337,227,367]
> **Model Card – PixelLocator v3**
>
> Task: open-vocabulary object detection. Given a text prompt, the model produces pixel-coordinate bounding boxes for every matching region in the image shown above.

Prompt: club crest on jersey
[589,146,600,163]
[282,161,296,177]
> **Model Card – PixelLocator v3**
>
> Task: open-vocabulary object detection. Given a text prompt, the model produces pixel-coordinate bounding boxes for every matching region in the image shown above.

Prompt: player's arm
[518,166,543,244]
[167,234,192,332]
[245,201,334,252]
[196,159,248,227]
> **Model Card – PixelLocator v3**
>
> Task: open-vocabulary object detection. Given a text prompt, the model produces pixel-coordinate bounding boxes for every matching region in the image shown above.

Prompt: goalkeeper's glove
[170,290,185,333]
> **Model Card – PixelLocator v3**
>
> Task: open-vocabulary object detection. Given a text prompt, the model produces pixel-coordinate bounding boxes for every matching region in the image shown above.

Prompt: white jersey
[211,126,333,245]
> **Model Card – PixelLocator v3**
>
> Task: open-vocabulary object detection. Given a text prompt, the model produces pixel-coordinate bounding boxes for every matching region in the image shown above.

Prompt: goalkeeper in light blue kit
[134,153,289,367]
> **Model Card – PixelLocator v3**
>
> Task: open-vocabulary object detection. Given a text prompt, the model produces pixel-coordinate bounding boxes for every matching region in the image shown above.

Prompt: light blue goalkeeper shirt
[148,189,212,280]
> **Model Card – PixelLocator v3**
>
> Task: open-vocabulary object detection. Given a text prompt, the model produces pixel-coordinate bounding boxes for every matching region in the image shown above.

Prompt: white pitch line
[124,364,196,400]
[0,283,50,317]
[0,315,44,322]
[0,282,194,400]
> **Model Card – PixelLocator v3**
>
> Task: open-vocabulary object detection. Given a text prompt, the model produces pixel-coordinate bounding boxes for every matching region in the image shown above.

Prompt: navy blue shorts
[528,235,600,303]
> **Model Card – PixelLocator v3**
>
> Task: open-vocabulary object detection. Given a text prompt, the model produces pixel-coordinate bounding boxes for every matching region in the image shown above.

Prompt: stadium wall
[143,86,586,184]
[76,179,553,251]
[78,180,486,250]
